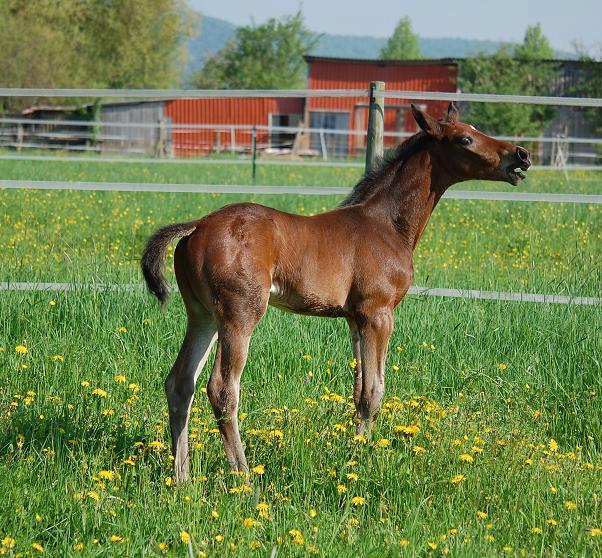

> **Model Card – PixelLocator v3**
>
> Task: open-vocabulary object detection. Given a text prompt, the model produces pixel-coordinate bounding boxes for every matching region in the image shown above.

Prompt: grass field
[0,159,600,556]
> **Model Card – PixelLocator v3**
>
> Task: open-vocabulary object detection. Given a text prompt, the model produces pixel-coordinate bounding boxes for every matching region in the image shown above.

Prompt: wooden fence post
[251,125,257,182]
[365,81,385,174]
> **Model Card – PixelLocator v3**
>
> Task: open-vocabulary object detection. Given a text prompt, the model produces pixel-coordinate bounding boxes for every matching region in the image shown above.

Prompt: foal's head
[411,103,531,186]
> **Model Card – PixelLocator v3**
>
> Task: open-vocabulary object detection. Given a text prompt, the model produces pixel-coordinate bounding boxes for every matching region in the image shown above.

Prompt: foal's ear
[446,102,459,123]
[411,104,444,138]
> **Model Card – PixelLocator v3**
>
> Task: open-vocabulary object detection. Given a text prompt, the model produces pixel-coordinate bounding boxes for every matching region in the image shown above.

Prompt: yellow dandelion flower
[256,502,270,518]
[549,485,558,494]
[52,354,64,362]
[31,542,44,552]
[346,472,359,481]
[484,534,495,542]
[502,546,513,552]
[102,409,114,416]
[81,380,90,388]
[549,439,559,452]
[158,542,169,552]
[2,537,16,549]
[289,530,304,545]
[87,491,100,501]
[302,354,312,361]
[243,517,260,529]
[450,474,466,485]
[211,510,219,519]
[310,508,317,518]
[336,483,347,493]
[460,453,474,463]
[165,477,173,487]
[215,535,224,543]
[91,388,108,398]
[252,464,265,475]
[110,535,123,543]
[351,496,366,506]
[531,527,542,534]
[117,326,127,333]
[147,440,165,451]
[15,345,28,354]
[476,511,488,519]
[498,363,507,370]
[180,531,190,544]
[73,542,84,551]
[395,424,420,435]
[353,434,367,444]
[589,528,601,537]
[412,445,425,454]
[427,542,437,550]
[375,438,390,448]
[564,500,577,510]
[547,518,558,526]
[399,539,410,547]
[114,375,126,383]
[98,470,114,481]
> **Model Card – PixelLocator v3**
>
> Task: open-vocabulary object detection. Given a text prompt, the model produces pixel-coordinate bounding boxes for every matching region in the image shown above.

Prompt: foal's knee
[165,374,194,415]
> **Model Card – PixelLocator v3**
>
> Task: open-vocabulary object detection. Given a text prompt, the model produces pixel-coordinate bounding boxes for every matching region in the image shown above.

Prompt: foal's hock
[142,103,531,482]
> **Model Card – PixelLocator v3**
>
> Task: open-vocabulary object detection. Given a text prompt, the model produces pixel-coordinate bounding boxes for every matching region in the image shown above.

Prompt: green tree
[0,0,195,112]
[193,12,316,89]
[379,17,423,60]
[460,25,558,137]
[514,23,554,60]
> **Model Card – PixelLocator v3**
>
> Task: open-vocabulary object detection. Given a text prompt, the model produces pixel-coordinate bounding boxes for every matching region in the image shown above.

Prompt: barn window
[309,111,350,157]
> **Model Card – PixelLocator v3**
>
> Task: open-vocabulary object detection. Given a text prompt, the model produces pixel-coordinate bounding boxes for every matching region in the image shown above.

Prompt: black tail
[141,221,197,307]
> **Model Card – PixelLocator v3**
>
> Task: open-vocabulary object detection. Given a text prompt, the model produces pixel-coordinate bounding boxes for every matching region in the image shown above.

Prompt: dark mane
[339,131,428,207]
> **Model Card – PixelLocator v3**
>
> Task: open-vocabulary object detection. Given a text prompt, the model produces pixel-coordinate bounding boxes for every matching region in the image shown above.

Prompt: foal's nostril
[516,146,531,165]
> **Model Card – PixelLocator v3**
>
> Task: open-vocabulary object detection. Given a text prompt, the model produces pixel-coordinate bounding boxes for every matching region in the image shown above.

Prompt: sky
[188,0,602,54]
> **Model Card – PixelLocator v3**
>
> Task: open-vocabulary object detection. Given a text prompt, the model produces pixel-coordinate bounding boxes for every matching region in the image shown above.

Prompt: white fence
[1,88,601,168]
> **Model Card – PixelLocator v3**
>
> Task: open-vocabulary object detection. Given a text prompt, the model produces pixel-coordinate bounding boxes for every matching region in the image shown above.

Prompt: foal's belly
[268,281,347,318]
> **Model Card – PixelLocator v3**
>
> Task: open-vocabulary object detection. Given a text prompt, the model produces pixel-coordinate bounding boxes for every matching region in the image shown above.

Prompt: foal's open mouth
[506,163,530,182]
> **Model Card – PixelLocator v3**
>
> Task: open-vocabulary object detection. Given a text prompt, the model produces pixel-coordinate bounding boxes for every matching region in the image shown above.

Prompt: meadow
[0,158,600,556]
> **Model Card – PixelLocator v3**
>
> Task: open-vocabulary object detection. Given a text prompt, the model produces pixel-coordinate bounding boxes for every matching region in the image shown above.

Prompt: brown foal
[142,103,531,482]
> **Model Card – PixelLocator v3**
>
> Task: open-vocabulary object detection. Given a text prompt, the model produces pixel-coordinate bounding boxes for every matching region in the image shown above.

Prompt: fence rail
[1,88,602,107]
[1,281,598,306]
[1,180,601,204]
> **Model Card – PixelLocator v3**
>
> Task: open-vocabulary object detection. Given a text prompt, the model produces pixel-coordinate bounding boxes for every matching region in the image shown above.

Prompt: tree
[193,12,316,89]
[460,25,558,137]
[379,17,423,60]
[514,23,554,60]
[0,0,195,112]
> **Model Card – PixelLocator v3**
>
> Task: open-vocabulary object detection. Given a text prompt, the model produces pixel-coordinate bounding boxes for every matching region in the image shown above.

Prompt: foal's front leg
[353,308,393,435]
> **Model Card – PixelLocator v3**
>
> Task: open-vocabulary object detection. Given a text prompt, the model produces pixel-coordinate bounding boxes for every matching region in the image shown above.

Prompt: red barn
[164,97,304,156]
[304,55,458,155]
[162,56,457,157]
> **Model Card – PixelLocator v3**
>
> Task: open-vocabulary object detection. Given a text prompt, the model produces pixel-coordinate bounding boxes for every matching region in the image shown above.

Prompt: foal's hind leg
[165,313,216,483]
[207,317,264,472]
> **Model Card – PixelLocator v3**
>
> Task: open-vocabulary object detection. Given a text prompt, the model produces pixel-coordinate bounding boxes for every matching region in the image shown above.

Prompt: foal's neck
[367,149,455,250]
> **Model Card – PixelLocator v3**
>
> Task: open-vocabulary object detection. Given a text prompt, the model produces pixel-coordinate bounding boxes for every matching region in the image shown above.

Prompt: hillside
[185,14,575,79]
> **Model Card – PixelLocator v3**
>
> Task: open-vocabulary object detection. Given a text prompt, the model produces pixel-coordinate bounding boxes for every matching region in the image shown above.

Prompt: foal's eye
[458,136,472,146]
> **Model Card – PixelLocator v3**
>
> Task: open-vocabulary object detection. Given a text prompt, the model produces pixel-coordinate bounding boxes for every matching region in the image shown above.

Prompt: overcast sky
[188,0,601,54]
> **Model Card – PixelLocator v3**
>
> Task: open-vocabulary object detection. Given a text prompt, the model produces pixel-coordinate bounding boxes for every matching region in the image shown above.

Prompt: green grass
[0,151,601,193]
[1,185,600,295]
[0,290,600,556]
[0,160,600,556]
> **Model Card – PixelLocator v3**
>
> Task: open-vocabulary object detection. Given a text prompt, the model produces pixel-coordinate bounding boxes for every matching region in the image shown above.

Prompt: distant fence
[0,87,601,167]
